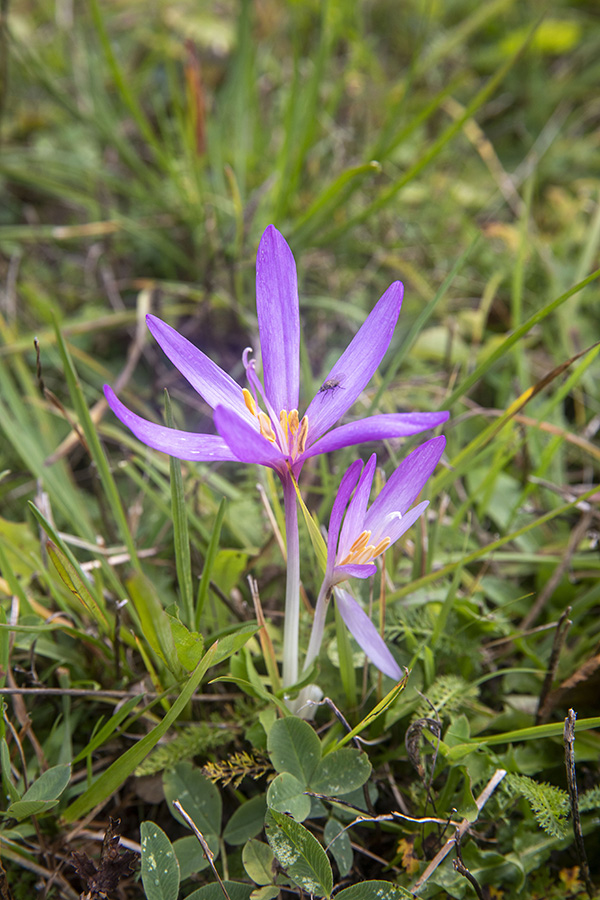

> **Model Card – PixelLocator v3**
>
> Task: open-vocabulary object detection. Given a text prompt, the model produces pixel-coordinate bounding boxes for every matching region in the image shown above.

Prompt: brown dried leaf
[70,818,137,898]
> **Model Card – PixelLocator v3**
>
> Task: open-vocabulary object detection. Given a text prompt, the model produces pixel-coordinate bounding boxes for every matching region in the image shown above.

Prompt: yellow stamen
[340,533,391,566]
[280,409,288,432]
[339,530,371,566]
[348,530,371,556]
[370,537,391,559]
[242,388,257,417]
[288,409,299,435]
[297,416,309,455]
[257,412,276,442]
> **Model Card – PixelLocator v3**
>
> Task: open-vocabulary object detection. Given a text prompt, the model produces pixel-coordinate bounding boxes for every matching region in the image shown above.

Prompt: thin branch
[564,710,594,898]
[410,768,507,895]
[536,606,572,725]
[0,686,240,702]
[172,800,231,900]
[453,828,485,900]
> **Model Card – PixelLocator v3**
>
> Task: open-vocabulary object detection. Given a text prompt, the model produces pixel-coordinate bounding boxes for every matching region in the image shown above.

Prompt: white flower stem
[282,475,300,688]
[302,580,331,675]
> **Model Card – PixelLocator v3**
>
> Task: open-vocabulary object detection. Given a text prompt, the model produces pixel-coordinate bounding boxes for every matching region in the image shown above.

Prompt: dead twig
[564,710,594,899]
[410,768,507,895]
[535,606,572,725]
[453,828,485,900]
[173,800,231,900]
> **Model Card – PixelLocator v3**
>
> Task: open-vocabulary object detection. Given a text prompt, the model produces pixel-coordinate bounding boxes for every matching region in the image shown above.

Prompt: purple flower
[104,226,448,480]
[303,437,446,681]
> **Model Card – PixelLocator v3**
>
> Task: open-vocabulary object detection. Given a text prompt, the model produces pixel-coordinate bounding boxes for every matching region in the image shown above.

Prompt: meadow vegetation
[0,1,599,897]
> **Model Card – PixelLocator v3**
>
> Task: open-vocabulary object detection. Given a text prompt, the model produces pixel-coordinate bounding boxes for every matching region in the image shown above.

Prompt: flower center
[243,388,309,461]
[338,528,392,566]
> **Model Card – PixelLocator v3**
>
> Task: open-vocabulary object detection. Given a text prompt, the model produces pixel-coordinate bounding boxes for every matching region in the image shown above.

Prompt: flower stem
[282,474,300,688]
[302,580,331,675]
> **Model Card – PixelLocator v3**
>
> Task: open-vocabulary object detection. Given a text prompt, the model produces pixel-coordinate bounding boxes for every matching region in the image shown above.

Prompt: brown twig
[453,828,485,900]
[535,606,572,725]
[172,800,231,900]
[564,710,594,898]
[0,686,240,702]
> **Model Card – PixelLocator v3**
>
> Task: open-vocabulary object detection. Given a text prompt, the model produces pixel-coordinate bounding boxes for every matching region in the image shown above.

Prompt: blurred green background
[0,1,599,897]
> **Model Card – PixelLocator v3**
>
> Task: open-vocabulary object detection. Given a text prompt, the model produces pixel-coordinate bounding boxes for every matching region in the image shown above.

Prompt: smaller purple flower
[303,436,446,682]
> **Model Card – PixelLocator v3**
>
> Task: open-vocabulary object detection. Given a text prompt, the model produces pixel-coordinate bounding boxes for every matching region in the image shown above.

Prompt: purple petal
[256,226,300,415]
[304,282,403,439]
[331,563,377,582]
[327,460,363,574]
[302,411,449,459]
[337,455,376,561]
[364,436,445,531]
[213,404,284,469]
[334,588,402,680]
[146,315,253,422]
[104,386,238,462]
[382,500,429,546]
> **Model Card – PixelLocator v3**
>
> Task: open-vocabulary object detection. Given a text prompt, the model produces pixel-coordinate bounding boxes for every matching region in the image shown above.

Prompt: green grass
[1,1,599,898]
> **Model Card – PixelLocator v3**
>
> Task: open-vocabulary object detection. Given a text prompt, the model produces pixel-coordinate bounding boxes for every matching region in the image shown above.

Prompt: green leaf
[216,676,290,717]
[63,642,219,821]
[173,835,212,878]
[265,809,333,898]
[53,320,140,568]
[140,821,180,900]
[266,772,311,823]
[163,761,222,840]
[196,497,226,627]
[328,673,409,751]
[126,571,181,675]
[504,773,569,838]
[250,887,280,900]
[164,389,195,626]
[289,474,327,574]
[310,748,371,796]
[21,763,71,801]
[210,547,249,597]
[267,717,321,784]
[46,540,108,628]
[334,882,415,899]
[210,624,260,668]
[0,739,20,803]
[323,818,352,877]
[6,763,71,819]
[223,794,267,846]
[242,839,275,885]
[185,883,253,900]
[168,614,205,671]
[4,798,59,820]
[72,694,143,764]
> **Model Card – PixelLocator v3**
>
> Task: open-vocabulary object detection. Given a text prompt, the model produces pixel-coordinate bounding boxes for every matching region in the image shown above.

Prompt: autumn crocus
[104,226,448,687]
[302,436,446,682]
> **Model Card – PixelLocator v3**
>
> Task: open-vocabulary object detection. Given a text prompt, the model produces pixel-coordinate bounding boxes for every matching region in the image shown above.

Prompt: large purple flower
[104,226,448,480]
[303,437,446,682]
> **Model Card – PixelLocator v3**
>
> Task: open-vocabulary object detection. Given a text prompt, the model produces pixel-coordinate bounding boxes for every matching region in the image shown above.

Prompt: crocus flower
[104,226,448,480]
[104,225,448,688]
[302,436,446,681]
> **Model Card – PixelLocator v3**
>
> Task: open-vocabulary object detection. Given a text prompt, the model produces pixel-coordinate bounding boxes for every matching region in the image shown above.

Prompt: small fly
[318,374,344,395]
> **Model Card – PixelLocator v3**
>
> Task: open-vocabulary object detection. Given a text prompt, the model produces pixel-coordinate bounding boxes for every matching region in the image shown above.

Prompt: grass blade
[165,391,194,627]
